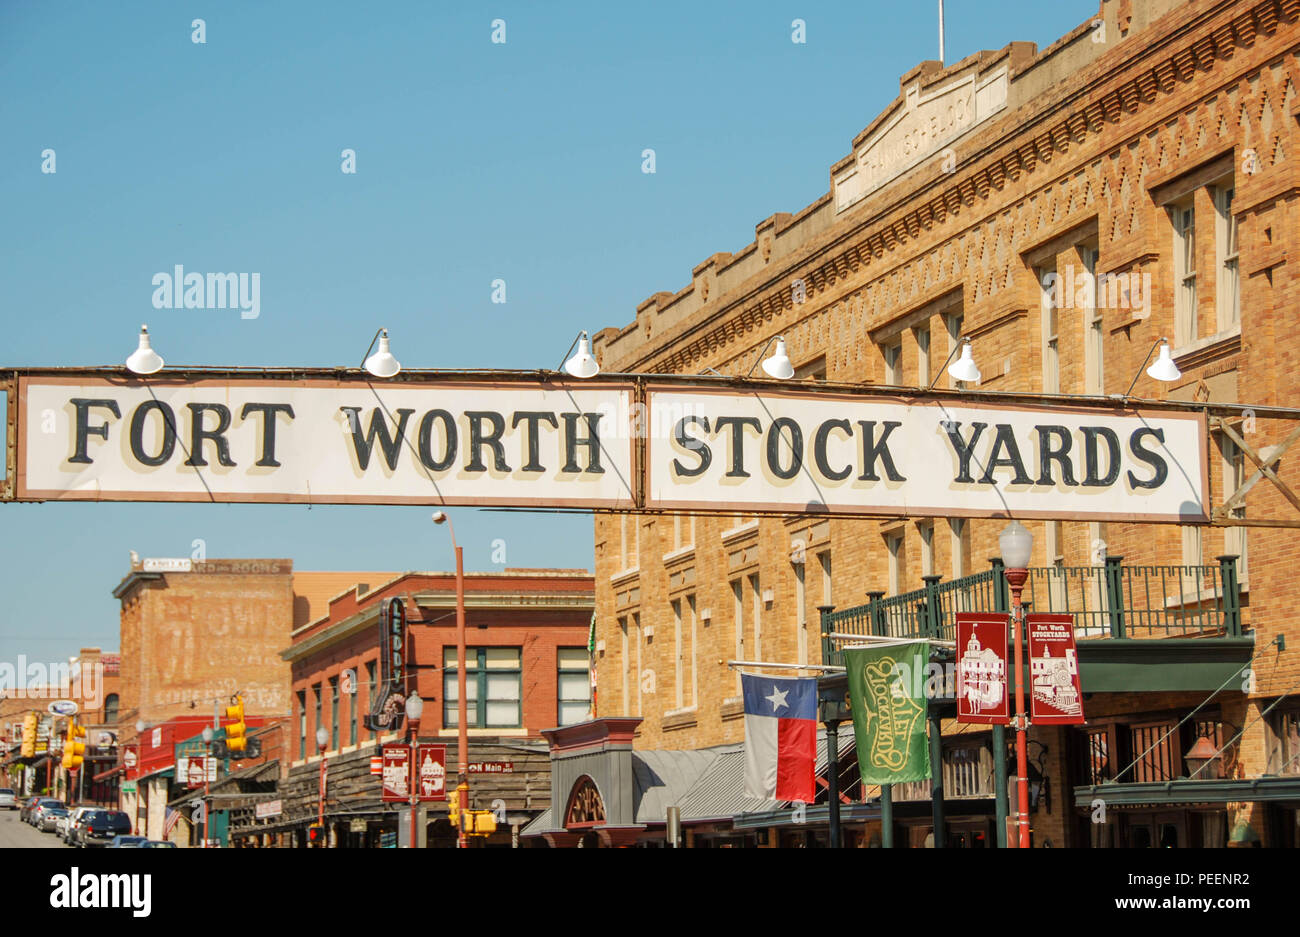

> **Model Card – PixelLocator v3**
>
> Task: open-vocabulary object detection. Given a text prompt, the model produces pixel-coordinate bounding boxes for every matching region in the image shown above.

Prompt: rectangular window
[1039,266,1060,394]
[887,533,904,595]
[365,660,377,740]
[672,599,684,709]
[819,551,832,607]
[883,340,902,385]
[1081,246,1104,395]
[732,579,745,692]
[1129,722,1178,783]
[443,647,522,729]
[1044,521,1068,612]
[945,312,964,389]
[557,648,591,727]
[632,612,642,716]
[619,616,630,715]
[312,683,322,753]
[949,518,968,579]
[349,673,358,747]
[1266,705,1300,775]
[795,355,827,382]
[794,559,807,667]
[1173,200,1197,345]
[687,594,698,707]
[914,326,931,388]
[919,521,934,577]
[749,574,762,663]
[1219,432,1248,580]
[1215,185,1239,332]
[298,691,307,760]
[329,677,339,751]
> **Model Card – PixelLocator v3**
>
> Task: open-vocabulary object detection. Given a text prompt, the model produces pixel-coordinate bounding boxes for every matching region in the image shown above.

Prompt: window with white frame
[1215,184,1240,332]
[883,339,903,385]
[1172,199,1198,346]
[949,518,968,578]
[887,533,904,595]
[915,326,931,388]
[749,573,762,662]
[794,556,807,667]
[945,311,964,389]
[731,579,745,692]
[632,612,642,716]
[1081,246,1104,395]
[919,521,934,577]
[557,648,591,727]
[672,599,685,709]
[619,616,630,715]
[686,594,698,707]
[1040,266,1060,394]
[1218,431,1248,581]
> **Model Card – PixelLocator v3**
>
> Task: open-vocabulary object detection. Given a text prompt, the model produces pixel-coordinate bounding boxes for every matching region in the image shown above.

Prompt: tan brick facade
[587,0,1300,845]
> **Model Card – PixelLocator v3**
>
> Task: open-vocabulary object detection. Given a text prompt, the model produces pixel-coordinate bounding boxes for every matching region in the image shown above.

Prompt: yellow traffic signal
[446,791,460,828]
[62,721,86,771]
[21,713,37,759]
[224,694,247,752]
[470,811,497,836]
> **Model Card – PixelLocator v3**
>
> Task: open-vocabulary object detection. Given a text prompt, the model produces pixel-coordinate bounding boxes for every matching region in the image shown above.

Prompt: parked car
[109,835,148,848]
[67,808,99,846]
[0,788,17,810]
[19,796,43,822]
[61,806,95,844]
[79,810,132,848]
[141,840,177,848]
[40,806,69,833]
[30,798,64,828]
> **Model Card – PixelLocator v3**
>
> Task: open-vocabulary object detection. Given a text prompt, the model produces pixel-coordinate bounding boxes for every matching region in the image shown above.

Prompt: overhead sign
[255,799,282,819]
[381,744,410,802]
[955,614,1009,725]
[14,377,635,508]
[187,757,208,788]
[9,374,1210,522]
[1027,613,1086,725]
[366,598,407,733]
[142,557,192,572]
[645,388,1207,522]
[468,761,514,775]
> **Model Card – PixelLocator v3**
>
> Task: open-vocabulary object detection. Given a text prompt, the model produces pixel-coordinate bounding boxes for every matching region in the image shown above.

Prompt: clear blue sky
[0,1,1092,664]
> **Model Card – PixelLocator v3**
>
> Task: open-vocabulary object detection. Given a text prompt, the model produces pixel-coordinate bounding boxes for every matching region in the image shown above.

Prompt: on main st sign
[7,373,1209,522]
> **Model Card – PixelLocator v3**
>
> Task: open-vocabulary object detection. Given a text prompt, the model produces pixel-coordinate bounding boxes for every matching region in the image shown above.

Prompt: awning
[1075,776,1300,807]
[93,764,124,782]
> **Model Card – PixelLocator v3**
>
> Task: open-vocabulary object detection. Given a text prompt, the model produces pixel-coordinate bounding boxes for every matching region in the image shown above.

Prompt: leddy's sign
[15,377,635,508]
[646,388,1207,522]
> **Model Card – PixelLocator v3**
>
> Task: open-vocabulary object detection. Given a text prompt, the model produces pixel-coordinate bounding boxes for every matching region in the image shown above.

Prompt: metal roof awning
[93,764,124,782]
[1075,776,1300,807]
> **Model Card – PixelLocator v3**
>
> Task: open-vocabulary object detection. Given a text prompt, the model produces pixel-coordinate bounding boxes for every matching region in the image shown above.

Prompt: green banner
[845,642,931,784]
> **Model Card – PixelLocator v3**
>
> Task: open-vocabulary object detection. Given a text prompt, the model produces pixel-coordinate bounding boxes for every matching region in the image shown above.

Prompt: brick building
[228,568,593,847]
[560,0,1300,847]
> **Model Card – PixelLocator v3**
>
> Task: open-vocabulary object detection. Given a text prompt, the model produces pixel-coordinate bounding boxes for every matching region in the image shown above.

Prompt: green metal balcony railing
[821,555,1244,664]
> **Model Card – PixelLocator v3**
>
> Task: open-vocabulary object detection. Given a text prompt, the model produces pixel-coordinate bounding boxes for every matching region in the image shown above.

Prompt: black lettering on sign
[1035,425,1078,486]
[979,424,1033,486]
[813,419,852,481]
[68,399,120,465]
[465,411,509,473]
[766,418,803,480]
[1081,426,1121,487]
[672,416,711,478]
[1127,427,1168,490]
[512,411,558,473]
[561,412,604,474]
[185,403,236,467]
[944,421,986,484]
[240,403,295,467]
[856,420,906,482]
[714,417,762,478]
[129,400,177,467]
[417,409,457,472]
[340,406,413,471]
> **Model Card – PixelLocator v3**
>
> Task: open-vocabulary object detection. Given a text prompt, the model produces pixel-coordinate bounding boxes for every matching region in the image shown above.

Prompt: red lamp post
[999,520,1035,850]
[433,511,469,849]
[315,727,330,847]
[405,694,423,848]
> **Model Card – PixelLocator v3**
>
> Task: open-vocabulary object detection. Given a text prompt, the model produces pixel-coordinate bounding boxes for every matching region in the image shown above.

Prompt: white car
[60,807,97,844]
[0,789,16,810]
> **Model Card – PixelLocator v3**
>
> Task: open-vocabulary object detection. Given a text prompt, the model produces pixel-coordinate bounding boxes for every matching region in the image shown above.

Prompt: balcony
[821,556,1253,694]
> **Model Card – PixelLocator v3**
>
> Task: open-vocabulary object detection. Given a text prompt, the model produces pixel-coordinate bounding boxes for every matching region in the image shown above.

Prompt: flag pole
[938,0,946,65]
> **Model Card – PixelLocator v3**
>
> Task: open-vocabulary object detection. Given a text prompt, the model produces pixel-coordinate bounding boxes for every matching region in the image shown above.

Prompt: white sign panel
[17,378,636,509]
[645,389,1207,522]
[142,557,193,572]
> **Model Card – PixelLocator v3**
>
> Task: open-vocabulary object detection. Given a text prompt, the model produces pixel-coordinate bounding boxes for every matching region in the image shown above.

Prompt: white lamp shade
[563,331,600,378]
[761,337,795,380]
[126,325,164,375]
[1146,340,1181,382]
[405,694,424,721]
[364,330,401,378]
[947,340,980,384]
[201,727,213,743]
[315,727,330,749]
[135,720,147,734]
[999,520,1034,570]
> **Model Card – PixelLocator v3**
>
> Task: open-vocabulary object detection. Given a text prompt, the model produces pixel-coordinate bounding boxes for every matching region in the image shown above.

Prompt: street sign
[187,756,208,788]
[416,744,447,802]
[468,761,514,774]
[380,744,410,802]
[255,799,282,819]
[123,749,137,768]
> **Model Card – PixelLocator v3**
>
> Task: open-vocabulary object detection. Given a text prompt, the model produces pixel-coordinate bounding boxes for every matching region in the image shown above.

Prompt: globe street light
[316,726,330,846]
[405,694,423,849]
[998,519,1034,849]
[433,510,469,848]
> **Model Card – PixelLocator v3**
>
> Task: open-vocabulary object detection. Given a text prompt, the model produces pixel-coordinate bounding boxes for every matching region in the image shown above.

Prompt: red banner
[416,744,447,802]
[955,613,1010,725]
[1027,613,1085,725]
[381,744,410,802]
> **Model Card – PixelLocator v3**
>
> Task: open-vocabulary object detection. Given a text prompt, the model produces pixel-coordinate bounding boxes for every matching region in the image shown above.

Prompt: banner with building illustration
[1027,613,1085,725]
[955,613,1010,725]
[845,642,931,784]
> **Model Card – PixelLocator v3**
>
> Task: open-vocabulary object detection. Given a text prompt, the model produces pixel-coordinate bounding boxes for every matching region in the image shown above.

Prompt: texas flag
[742,673,817,803]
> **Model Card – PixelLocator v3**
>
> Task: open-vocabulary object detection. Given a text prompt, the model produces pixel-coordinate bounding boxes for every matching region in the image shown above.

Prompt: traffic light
[446,791,460,829]
[469,810,497,836]
[20,713,37,759]
[61,721,85,771]
[223,694,246,753]
[307,823,324,844]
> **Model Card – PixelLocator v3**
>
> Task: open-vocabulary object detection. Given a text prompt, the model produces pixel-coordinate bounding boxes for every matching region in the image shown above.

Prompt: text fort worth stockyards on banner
[8,373,1209,521]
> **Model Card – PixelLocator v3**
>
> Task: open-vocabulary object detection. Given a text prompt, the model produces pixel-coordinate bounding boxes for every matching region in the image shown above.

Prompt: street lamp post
[315,726,330,847]
[405,694,423,849]
[432,511,469,849]
[201,726,213,849]
[998,520,1035,849]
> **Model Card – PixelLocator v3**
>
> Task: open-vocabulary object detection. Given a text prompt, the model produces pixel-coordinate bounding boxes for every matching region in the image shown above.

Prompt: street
[0,810,72,849]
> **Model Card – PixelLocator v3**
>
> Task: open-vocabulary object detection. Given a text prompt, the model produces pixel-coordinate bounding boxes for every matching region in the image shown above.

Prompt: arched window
[103,694,119,725]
